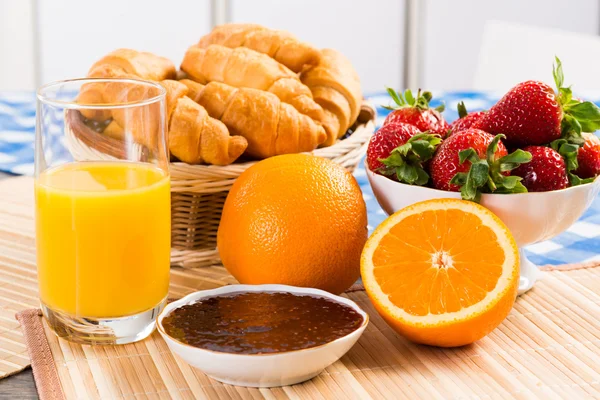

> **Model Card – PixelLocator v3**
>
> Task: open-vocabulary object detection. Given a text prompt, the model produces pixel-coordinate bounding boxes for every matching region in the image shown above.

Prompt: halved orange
[361,198,519,347]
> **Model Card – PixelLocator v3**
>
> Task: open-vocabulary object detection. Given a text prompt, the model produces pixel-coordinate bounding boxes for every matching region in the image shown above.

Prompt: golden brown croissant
[99,78,166,150]
[197,23,321,73]
[89,48,176,81]
[161,80,247,165]
[81,77,246,165]
[179,80,326,158]
[301,49,362,146]
[80,49,175,120]
[103,120,124,140]
[178,78,204,103]
[180,45,324,123]
[78,48,245,165]
[78,64,130,121]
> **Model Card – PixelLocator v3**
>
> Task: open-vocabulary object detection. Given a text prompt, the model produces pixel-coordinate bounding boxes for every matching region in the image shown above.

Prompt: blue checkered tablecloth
[0,91,598,265]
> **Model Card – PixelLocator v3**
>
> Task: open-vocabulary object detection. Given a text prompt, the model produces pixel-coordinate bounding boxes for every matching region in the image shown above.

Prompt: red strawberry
[473,58,600,147]
[367,123,421,171]
[383,89,450,137]
[512,146,568,192]
[472,81,561,147]
[449,102,486,135]
[574,133,600,179]
[430,129,531,201]
[366,122,441,185]
[431,129,507,191]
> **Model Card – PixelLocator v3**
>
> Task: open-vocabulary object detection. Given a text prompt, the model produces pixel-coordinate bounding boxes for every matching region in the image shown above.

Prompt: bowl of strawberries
[366,59,600,294]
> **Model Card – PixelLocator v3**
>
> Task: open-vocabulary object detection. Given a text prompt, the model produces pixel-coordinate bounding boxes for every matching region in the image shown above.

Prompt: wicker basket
[65,101,376,268]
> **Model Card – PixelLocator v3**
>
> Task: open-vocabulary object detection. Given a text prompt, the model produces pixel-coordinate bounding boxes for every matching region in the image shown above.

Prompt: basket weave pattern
[170,112,375,268]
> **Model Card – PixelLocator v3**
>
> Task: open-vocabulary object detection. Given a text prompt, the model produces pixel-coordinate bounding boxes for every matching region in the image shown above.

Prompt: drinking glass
[35,78,170,344]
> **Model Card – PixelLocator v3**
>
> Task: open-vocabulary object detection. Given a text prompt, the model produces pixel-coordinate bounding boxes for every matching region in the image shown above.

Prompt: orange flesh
[372,209,506,317]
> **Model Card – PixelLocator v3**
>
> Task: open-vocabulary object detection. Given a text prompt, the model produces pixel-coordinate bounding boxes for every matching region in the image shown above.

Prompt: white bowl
[157,284,369,387]
[366,162,600,294]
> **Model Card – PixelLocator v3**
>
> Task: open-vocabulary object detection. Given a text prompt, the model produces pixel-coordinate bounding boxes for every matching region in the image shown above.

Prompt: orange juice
[35,161,170,318]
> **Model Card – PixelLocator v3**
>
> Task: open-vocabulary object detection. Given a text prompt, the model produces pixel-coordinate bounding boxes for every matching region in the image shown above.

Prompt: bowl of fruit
[366,59,600,294]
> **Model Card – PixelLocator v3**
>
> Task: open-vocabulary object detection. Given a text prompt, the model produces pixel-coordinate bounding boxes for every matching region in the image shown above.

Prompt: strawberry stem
[383,88,437,111]
[450,134,532,202]
[550,138,595,186]
[457,102,468,118]
[378,133,442,186]
[554,57,600,146]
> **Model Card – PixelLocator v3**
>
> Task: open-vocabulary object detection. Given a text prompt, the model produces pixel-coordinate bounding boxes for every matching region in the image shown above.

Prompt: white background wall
[0,0,599,93]
[38,0,212,85]
[0,0,36,90]
[230,0,405,95]
[421,0,600,90]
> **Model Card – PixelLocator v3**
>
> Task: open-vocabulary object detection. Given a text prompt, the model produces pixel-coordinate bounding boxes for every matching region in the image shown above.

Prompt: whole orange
[217,154,367,294]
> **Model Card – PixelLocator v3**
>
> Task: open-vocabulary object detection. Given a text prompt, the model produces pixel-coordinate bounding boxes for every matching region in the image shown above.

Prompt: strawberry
[512,146,568,192]
[472,80,561,147]
[473,58,600,147]
[366,122,441,185]
[383,88,450,137]
[545,138,596,186]
[367,123,421,171]
[574,133,600,179]
[449,102,486,135]
[431,129,507,192]
[430,129,531,201]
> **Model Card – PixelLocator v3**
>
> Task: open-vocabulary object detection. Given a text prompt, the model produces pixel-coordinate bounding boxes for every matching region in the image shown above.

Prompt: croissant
[79,77,246,165]
[179,80,326,158]
[103,120,125,140]
[78,64,130,121]
[79,48,175,121]
[180,45,324,123]
[178,78,204,103]
[197,23,321,73]
[89,48,176,81]
[301,49,363,146]
[80,48,175,120]
[86,75,163,152]
[78,48,245,165]
[161,80,247,165]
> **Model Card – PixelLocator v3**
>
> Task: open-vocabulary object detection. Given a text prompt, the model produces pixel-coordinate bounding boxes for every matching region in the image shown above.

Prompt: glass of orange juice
[35,78,170,345]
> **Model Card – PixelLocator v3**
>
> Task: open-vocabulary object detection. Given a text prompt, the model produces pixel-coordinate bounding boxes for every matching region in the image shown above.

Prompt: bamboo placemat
[15,265,600,399]
[0,177,38,378]
[3,176,600,399]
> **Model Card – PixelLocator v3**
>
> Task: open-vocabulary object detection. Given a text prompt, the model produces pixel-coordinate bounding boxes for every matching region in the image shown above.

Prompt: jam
[162,291,364,354]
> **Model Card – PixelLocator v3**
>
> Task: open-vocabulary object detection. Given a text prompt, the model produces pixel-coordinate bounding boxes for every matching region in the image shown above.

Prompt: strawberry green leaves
[450,135,532,202]
[551,139,578,171]
[449,150,488,202]
[457,101,469,119]
[553,56,565,90]
[554,57,600,145]
[551,57,598,186]
[550,138,595,186]
[565,102,600,133]
[434,103,445,113]
[385,87,406,109]
[384,88,444,112]
[378,133,442,186]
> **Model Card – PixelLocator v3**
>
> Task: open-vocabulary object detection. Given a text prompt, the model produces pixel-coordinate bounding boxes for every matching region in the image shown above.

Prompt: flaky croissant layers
[75,23,363,165]
[78,50,247,165]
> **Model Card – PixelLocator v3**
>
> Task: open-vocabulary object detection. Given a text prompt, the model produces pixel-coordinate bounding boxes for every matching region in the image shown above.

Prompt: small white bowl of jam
[157,284,369,387]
